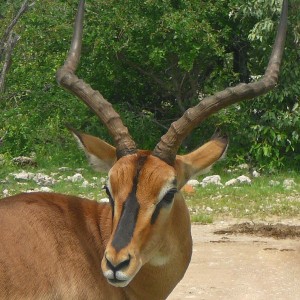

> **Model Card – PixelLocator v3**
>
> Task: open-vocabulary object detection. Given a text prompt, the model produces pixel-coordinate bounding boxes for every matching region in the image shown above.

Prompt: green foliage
[0,0,299,170]
[226,0,300,170]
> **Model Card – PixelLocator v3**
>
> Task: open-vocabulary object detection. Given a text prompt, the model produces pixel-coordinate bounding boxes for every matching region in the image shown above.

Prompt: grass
[0,163,107,200]
[1,160,300,223]
[186,170,300,222]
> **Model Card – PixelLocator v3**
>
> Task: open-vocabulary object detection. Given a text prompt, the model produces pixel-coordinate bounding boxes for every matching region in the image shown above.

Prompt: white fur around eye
[157,180,177,204]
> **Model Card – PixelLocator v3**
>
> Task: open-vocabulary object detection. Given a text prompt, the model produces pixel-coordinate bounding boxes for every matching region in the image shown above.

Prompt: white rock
[225,175,251,186]
[269,180,280,186]
[98,198,109,203]
[81,180,89,188]
[12,171,35,180]
[252,170,260,177]
[33,173,56,186]
[66,173,84,182]
[283,179,296,189]
[12,156,36,166]
[3,189,9,197]
[26,188,43,193]
[187,179,200,187]
[237,163,250,170]
[58,167,71,172]
[200,175,222,187]
[13,171,56,185]
[237,175,251,184]
[206,206,213,212]
[39,187,53,192]
[225,178,238,186]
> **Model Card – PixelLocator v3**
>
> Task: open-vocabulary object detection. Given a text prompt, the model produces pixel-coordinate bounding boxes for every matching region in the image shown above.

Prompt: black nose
[106,256,131,272]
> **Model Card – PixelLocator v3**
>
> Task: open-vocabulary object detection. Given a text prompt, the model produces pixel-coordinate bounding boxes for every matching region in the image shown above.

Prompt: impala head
[56,0,287,288]
[69,128,228,287]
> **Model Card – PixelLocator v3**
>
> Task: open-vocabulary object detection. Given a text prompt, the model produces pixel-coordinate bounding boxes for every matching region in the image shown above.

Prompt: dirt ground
[168,221,300,300]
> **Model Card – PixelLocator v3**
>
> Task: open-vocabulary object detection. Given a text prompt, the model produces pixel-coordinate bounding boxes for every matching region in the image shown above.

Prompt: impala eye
[103,185,114,206]
[151,188,177,224]
[161,188,177,205]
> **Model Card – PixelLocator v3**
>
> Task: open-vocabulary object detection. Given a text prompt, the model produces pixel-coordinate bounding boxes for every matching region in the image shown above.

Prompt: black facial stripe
[111,188,140,252]
[111,156,148,252]
[151,200,165,224]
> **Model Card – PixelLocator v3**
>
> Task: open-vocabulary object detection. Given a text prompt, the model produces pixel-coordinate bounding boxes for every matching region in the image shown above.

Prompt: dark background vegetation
[0,0,299,171]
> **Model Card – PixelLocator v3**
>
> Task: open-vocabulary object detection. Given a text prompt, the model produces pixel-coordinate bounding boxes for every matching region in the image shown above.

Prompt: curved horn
[153,0,288,165]
[56,0,137,159]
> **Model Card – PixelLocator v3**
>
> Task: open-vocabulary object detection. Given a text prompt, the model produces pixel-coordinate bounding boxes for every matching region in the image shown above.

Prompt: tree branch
[0,32,20,93]
[117,52,172,90]
[0,0,35,93]
[0,0,35,56]
[126,102,170,131]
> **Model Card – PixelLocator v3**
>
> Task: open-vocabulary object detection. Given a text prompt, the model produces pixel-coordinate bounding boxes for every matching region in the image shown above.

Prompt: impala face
[101,153,177,287]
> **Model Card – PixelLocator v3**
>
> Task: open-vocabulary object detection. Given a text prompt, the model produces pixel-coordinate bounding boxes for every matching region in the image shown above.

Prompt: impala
[0,0,287,299]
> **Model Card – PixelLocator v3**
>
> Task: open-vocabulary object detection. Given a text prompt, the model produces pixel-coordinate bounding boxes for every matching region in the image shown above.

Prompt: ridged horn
[153,0,288,165]
[56,0,137,159]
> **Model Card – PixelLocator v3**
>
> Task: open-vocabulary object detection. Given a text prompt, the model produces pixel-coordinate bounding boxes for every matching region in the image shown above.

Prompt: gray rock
[66,173,84,182]
[187,179,201,187]
[283,179,296,189]
[12,156,37,166]
[225,175,251,186]
[236,175,251,184]
[201,175,222,187]
[225,178,238,186]
[12,171,35,181]
[269,180,280,186]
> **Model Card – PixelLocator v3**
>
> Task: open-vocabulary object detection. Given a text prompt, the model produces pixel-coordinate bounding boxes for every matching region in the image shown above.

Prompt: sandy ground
[168,222,300,300]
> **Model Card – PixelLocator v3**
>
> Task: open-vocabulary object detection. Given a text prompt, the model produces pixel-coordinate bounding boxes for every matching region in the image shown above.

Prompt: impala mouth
[107,277,130,287]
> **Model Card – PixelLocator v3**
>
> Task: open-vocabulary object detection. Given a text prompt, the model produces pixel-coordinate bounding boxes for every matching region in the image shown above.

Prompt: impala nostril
[105,256,115,272]
[117,257,131,271]
[106,255,131,272]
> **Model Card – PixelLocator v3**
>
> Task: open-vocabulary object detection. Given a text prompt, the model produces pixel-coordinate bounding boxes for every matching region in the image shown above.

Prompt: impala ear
[68,127,117,172]
[175,130,228,189]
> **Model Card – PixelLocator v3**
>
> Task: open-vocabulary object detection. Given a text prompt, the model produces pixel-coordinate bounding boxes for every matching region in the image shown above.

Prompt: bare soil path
[168,222,300,300]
